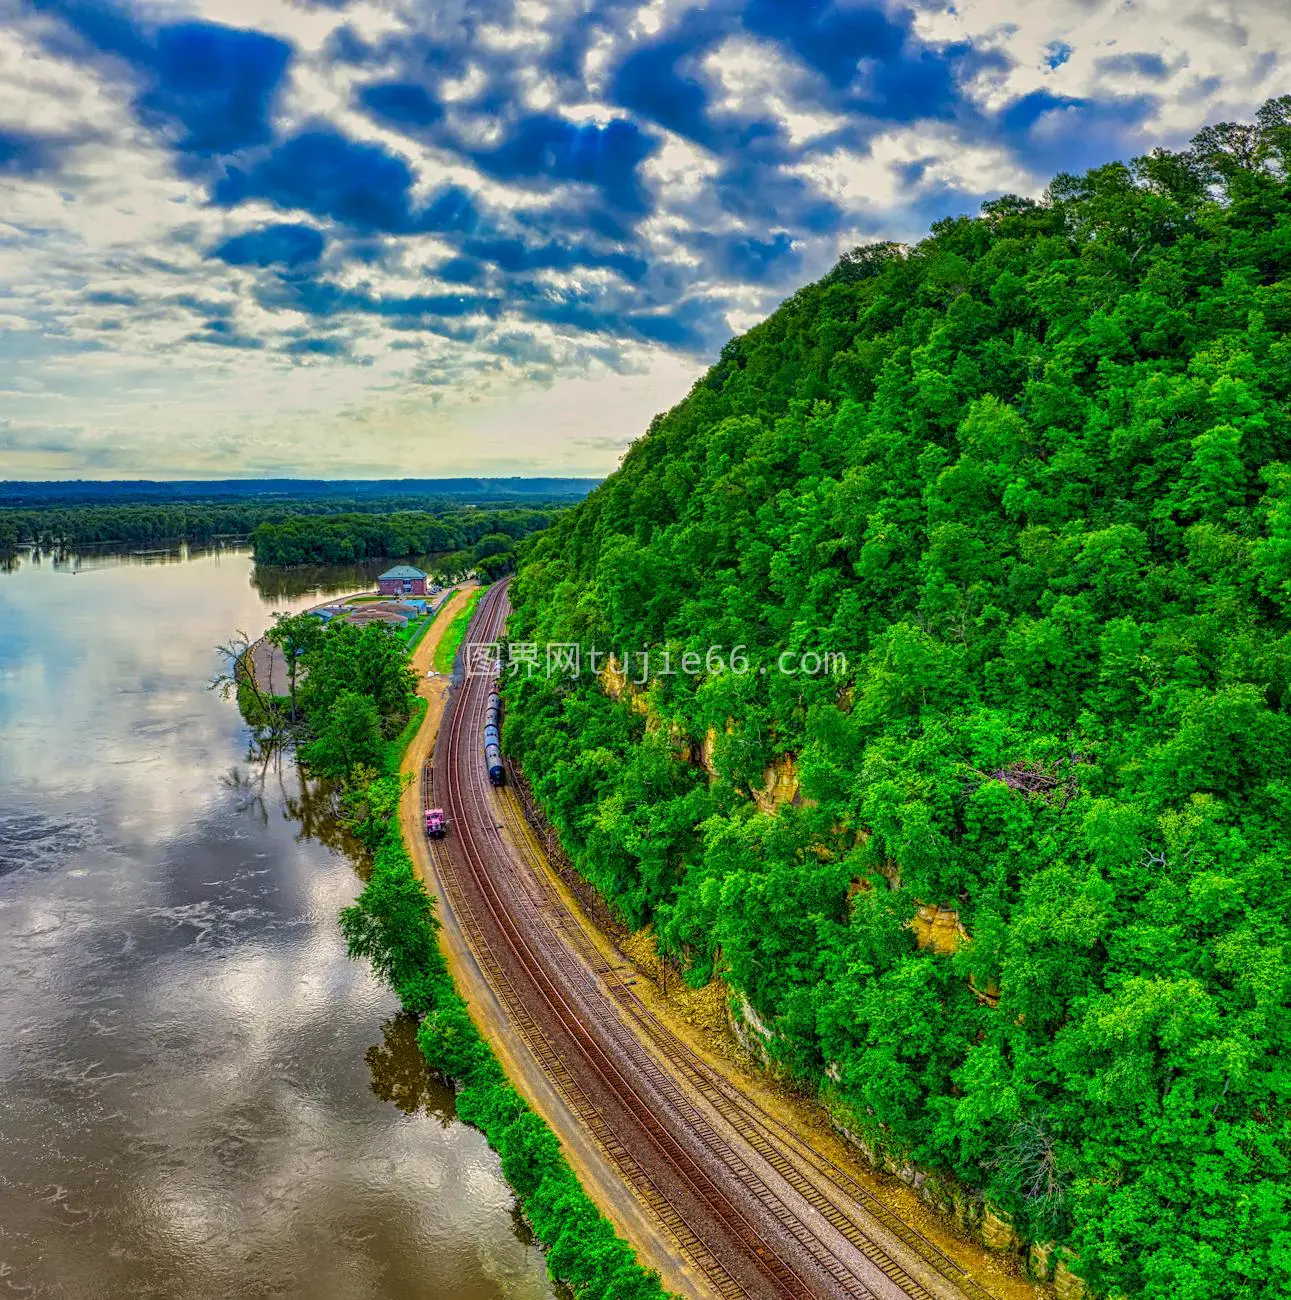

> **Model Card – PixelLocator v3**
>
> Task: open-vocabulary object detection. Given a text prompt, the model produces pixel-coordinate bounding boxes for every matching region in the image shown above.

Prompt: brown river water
[0,546,556,1300]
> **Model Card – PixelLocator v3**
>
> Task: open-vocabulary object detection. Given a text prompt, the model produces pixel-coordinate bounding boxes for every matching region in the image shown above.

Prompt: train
[421,762,447,839]
[484,688,504,786]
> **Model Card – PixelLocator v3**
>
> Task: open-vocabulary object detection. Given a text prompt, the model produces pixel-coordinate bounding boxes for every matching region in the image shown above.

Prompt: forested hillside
[505,101,1291,1299]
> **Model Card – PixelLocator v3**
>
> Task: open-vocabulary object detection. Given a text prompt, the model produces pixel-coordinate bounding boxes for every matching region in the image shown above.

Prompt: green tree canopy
[504,102,1291,1299]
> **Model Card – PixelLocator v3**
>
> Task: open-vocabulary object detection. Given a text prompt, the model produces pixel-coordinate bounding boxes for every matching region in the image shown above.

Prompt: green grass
[433,587,484,675]
[381,696,428,776]
[390,619,420,648]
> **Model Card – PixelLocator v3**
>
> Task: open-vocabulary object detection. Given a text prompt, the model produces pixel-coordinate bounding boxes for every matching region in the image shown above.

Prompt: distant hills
[0,478,601,507]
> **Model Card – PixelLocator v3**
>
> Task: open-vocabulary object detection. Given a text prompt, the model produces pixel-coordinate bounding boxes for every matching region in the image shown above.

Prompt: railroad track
[438,586,834,1299]
[429,582,987,1300]
[493,785,995,1300]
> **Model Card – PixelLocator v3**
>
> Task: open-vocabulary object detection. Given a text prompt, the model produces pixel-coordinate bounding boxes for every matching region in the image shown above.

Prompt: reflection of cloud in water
[0,550,554,1300]
[0,550,324,847]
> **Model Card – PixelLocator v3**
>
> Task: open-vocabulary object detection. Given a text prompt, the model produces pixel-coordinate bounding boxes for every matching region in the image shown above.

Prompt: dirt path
[398,583,478,797]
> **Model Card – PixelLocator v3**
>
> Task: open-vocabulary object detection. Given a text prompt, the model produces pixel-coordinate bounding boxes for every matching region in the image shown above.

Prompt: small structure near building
[377,564,428,596]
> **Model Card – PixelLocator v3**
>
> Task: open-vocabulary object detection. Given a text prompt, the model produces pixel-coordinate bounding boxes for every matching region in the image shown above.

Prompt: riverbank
[339,583,671,1300]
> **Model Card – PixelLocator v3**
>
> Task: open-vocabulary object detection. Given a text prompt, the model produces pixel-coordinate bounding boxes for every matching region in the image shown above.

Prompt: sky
[1,0,1288,480]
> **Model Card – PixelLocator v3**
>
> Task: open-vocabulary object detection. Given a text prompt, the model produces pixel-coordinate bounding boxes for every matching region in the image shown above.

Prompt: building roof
[377,564,427,580]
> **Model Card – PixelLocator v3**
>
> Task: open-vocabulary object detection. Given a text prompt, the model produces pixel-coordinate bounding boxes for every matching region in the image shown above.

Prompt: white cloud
[917,0,1291,137]
[2,0,1289,479]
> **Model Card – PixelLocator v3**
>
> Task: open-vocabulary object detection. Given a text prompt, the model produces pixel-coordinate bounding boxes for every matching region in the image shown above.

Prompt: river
[0,546,556,1300]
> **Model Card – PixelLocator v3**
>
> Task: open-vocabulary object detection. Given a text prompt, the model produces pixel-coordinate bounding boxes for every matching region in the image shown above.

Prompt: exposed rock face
[910,903,969,954]
[729,992,775,1065]
[599,657,628,700]
[1055,1255,1089,1299]
[601,671,813,817]
[980,1205,1020,1252]
[950,1185,985,1237]
[969,972,1002,1007]
[1028,1241,1055,1282]
[701,725,718,777]
[598,657,649,714]
[752,752,801,812]
[909,905,1002,1005]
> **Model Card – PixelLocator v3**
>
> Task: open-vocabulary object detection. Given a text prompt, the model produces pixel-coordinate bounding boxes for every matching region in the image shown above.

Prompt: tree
[476,551,514,580]
[301,689,384,778]
[431,550,473,583]
[210,629,285,741]
[1256,94,1291,174]
[267,610,323,722]
[301,622,417,735]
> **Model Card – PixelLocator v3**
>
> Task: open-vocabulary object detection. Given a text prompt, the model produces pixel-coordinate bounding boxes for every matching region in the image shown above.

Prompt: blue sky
[1,0,1287,479]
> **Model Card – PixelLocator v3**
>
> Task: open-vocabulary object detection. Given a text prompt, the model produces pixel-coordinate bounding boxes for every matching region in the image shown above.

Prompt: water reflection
[220,741,358,859]
[0,549,555,1300]
[7,539,254,574]
[1,544,445,601]
[366,1014,457,1122]
[250,558,389,601]
[250,554,446,601]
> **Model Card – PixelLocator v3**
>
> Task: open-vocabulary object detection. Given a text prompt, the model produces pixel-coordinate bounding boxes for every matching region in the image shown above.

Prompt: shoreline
[327,580,672,1299]
[396,593,701,1298]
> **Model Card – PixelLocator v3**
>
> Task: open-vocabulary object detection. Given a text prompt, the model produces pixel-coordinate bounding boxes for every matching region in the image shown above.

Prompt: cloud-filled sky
[1,0,1288,480]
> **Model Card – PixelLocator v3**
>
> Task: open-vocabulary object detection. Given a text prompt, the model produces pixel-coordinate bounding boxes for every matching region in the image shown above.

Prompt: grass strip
[381,696,428,776]
[432,586,485,675]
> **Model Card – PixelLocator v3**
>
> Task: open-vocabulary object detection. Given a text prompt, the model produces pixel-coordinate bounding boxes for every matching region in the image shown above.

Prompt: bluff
[505,101,1291,1300]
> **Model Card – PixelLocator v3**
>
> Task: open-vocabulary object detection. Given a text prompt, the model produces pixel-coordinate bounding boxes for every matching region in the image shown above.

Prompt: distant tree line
[0,477,598,506]
[505,99,1291,1300]
[249,509,557,575]
[2,502,290,549]
[0,500,563,569]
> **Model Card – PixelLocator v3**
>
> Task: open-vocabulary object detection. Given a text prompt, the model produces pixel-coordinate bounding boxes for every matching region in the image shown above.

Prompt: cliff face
[504,105,1291,1300]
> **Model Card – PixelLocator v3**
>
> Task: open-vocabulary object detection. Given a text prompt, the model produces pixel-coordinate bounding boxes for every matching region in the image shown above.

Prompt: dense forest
[0,497,568,556]
[248,507,558,573]
[2,501,299,550]
[505,101,1291,1299]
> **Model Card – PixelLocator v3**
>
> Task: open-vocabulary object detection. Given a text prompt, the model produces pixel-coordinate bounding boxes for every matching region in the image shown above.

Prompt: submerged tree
[266,609,323,722]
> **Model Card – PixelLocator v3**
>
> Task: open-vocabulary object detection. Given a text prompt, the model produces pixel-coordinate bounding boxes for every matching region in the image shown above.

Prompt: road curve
[429,580,1002,1300]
